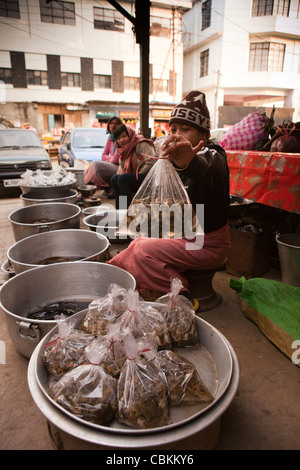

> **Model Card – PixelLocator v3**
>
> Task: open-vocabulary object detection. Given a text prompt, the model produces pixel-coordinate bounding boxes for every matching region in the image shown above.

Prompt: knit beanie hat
[169,91,211,133]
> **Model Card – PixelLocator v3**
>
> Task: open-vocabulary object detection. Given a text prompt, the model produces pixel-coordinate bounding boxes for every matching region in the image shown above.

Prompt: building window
[252,0,290,17]
[202,0,211,30]
[40,0,75,25]
[93,6,124,32]
[61,72,81,87]
[94,74,111,89]
[0,68,12,84]
[200,49,209,77]
[0,0,20,18]
[150,16,171,38]
[124,77,139,91]
[249,42,285,71]
[153,78,169,93]
[27,70,48,85]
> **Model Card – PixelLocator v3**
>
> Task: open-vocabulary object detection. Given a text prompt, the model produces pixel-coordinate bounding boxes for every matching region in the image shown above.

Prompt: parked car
[59,128,108,169]
[0,128,52,190]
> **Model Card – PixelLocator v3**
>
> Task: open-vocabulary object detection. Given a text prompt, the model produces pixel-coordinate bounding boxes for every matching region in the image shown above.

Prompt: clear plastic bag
[117,289,172,350]
[116,333,170,429]
[49,342,118,425]
[79,284,127,337]
[117,136,202,240]
[156,350,213,406]
[43,314,95,378]
[84,323,127,379]
[156,278,198,347]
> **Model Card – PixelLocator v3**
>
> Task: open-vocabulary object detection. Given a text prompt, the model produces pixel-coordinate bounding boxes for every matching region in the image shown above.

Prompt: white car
[0,128,52,190]
[59,128,108,170]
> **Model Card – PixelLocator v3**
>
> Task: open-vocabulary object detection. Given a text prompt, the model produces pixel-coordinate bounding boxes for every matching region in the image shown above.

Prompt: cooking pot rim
[8,202,81,226]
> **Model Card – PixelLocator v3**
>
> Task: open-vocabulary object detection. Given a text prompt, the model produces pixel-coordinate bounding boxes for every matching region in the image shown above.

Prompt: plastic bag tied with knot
[79,283,127,337]
[84,323,127,378]
[116,332,170,429]
[156,278,198,347]
[117,135,203,240]
[43,313,94,378]
[49,340,118,425]
[117,289,172,350]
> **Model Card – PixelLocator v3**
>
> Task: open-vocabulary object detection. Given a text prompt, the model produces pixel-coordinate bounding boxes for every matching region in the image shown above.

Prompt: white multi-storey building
[182,0,300,128]
[0,0,191,136]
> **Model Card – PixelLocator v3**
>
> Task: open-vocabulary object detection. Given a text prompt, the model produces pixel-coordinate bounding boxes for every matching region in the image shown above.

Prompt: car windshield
[73,130,107,149]
[0,130,43,149]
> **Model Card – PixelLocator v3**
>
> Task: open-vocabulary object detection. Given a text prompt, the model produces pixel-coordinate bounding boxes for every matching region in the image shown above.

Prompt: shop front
[152,108,171,137]
[95,110,119,129]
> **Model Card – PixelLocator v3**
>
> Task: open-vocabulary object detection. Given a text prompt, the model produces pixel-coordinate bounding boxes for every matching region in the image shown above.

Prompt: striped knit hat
[169,91,211,133]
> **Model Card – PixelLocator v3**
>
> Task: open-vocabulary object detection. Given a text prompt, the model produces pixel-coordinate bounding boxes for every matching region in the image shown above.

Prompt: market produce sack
[230,277,300,367]
[117,136,203,240]
[219,111,270,150]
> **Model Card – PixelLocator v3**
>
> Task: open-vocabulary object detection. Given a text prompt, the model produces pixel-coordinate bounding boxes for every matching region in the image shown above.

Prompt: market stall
[227,150,300,215]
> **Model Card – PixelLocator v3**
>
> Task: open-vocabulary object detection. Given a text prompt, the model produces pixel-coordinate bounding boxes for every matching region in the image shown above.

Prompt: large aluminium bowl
[28,314,239,450]
[0,261,136,358]
[20,189,78,206]
[83,209,129,243]
[7,229,110,274]
[8,202,81,241]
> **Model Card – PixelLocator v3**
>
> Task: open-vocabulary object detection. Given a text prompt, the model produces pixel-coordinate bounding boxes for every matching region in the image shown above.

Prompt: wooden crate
[226,227,272,278]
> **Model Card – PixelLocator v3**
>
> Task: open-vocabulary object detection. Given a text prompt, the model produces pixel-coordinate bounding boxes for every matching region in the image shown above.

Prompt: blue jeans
[110,173,147,209]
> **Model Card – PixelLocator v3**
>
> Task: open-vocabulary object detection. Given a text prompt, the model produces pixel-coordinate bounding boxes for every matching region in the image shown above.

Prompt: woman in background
[110,124,156,209]
[84,116,122,196]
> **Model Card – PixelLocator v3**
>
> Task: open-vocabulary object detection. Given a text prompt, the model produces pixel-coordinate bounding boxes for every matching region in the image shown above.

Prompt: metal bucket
[65,168,85,188]
[21,189,78,206]
[276,233,300,287]
[83,209,129,243]
[7,229,110,274]
[27,315,239,450]
[0,261,136,358]
[8,202,81,241]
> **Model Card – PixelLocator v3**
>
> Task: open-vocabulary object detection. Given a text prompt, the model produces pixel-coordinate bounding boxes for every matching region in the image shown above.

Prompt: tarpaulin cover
[231,277,300,341]
[226,150,300,214]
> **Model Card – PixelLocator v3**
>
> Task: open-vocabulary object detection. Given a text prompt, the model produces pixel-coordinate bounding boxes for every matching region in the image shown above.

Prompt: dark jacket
[173,142,230,234]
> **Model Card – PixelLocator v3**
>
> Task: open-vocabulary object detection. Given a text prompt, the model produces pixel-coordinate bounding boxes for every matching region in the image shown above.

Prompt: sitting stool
[184,259,227,313]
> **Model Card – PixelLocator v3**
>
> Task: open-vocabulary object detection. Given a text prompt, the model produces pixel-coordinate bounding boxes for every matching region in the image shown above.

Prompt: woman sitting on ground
[110,124,156,209]
[84,116,122,196]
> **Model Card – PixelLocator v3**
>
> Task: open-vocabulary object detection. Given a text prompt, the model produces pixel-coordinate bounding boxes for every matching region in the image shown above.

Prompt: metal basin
[78,185,97,198]
[20,183,75,197]
[21,189,78,206]
[27,315,239,450]
[65,168,85,188]
[83,209,129,243]
[7,229,110,274]
[0,261,136,358]
[81,204,115,216]
[8,202,81,241]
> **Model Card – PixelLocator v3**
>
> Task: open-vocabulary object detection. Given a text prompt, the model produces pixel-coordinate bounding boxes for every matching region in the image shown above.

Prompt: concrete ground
[0,187,299,450]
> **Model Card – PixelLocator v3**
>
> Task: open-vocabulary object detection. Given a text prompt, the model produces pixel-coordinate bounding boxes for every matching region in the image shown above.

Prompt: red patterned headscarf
[117,125,154,173]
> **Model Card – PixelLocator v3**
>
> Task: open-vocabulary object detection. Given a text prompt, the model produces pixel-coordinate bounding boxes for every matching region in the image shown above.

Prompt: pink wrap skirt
[107,224,231,294]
